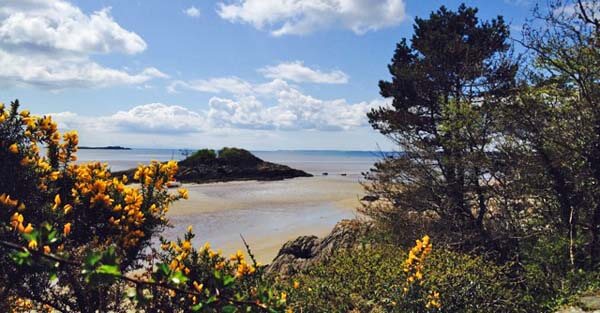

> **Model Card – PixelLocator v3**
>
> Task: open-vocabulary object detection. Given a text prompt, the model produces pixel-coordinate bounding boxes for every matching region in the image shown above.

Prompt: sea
[75,149,386,262]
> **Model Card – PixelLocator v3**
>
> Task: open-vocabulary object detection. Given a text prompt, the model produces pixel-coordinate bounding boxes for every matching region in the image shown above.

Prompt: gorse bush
[0,100,287,312]
[279,236,534,313]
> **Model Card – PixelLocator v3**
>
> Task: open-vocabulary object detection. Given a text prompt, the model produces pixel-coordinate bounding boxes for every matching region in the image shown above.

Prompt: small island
[115,147,312,183]
[79,146,131,150]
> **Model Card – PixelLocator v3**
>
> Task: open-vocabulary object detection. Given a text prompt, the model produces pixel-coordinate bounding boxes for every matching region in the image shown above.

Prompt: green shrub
[217,147,261,165]
[278,244,538,313]
[182,148,217,165]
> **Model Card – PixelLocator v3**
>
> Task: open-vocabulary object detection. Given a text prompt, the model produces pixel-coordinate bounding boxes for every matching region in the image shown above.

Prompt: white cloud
[166,74,385,131]
[554,1,600,16]
[184,6,201,17]
[168,77,253,94]
[0,50,168,89]
[51,77,386,134]
[0,0,146,54]
[217,0,407,36]
[110,103,205,133]
[52,103,205,134]
[0,0,165,89]
[259,61,348,84]
[207,92,383,131]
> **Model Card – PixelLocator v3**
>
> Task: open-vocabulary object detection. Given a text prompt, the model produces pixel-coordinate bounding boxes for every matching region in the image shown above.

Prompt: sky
[0,0,536,150]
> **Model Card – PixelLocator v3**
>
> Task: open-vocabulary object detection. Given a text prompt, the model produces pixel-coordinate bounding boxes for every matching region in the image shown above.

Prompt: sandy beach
[165,176,365,263]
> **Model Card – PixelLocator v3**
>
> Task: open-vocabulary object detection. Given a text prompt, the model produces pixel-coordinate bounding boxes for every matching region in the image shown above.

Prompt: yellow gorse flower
[28,239,38,250]
[63,223,71,236]
[52,194,61,210]
[8,143,18,154]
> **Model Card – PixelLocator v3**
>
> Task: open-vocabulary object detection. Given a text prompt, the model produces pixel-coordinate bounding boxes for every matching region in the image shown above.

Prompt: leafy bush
[218,147,261,165]
[278,240,537,313]
[181,149,217,166]
[0,100,286,312]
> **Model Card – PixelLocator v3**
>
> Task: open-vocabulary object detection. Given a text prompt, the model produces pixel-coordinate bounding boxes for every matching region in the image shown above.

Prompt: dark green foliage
[364,3,518,254]
[280,245,536,313]
[218,147,262,166]
[180,149,217,166]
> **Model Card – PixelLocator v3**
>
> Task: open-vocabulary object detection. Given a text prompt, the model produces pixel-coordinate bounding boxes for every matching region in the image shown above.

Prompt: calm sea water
[75,149,384,177]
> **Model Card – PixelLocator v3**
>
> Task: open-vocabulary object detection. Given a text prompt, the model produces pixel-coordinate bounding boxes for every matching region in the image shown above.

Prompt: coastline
[165,176,364,263]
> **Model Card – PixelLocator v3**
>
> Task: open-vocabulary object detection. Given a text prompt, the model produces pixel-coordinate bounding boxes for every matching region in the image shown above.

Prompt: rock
[555,307,585,313]
[361,195,379,202]
[266,219,372,277]
[578,295,600,311]
[555,293,600,313]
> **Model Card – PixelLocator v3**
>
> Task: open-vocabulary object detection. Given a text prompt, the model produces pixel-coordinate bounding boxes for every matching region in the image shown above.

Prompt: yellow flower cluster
[2,105,186,252]
[0,193,19,208]
[166,239,193,273]
[230,250,256,277]
[426,290,441,309]
[134,160,178,189]
[402,235,441,310]
[403,235,432,288]
[10,212,33,234]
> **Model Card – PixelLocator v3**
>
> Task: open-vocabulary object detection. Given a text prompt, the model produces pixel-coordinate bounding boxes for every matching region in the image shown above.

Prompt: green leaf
[191,303,203,312]
[95,264,121,276]
[49,272,58,283]
[223,275,235,287]
[157,262,170,276]
[47,229,58,243]
[222,305,237,313]
[22,230,38,242]
[84,251,103,267]
[11,250,31,266]
[170,271,188,285]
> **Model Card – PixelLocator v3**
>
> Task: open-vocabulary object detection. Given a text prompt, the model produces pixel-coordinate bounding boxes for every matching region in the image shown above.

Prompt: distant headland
[79,146,131,150]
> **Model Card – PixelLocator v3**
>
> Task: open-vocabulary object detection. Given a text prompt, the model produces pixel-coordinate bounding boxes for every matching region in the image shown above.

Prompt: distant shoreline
[79,146,131,150]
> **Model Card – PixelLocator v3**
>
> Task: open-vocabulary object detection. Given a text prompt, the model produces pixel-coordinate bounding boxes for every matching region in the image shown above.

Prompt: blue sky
[0,0,535,150]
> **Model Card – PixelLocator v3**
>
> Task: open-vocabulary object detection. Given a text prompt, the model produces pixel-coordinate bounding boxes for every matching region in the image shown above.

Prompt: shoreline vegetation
[115,147,313,184]
[2,1,600,313]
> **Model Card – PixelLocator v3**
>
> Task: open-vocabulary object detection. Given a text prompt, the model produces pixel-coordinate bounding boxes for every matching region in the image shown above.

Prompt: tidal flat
[166,176,364,263]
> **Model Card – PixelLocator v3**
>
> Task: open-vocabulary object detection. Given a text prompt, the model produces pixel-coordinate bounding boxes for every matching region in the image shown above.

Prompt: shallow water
[76,149,377,262]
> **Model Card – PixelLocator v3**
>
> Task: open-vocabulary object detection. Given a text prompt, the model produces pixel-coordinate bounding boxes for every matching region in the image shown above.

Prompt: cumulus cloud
[0,50,167,89]
[0,1,146,54]
[110,103,205,133]
[0,0,166,89]
[217,0,407,36]
[207,91,383,131]
[165,73,386,131]
[184,6,201,17]
[52,103,205,134]
[259,61,348,84]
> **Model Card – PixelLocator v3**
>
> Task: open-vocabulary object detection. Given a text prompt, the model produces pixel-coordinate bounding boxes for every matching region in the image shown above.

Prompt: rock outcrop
[115,147,312,184]
[556,293,600,313]
[266,219,372,277]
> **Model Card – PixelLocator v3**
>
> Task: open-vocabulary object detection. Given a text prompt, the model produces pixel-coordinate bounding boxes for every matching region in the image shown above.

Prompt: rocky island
[115,147,312,183]
[79,146,131,150]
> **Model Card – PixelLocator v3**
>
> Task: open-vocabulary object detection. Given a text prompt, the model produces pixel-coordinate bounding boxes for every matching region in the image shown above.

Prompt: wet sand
[165,176,364,263]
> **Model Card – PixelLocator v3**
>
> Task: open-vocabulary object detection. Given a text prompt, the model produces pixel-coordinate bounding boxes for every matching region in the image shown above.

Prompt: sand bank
[165,176,364,263]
